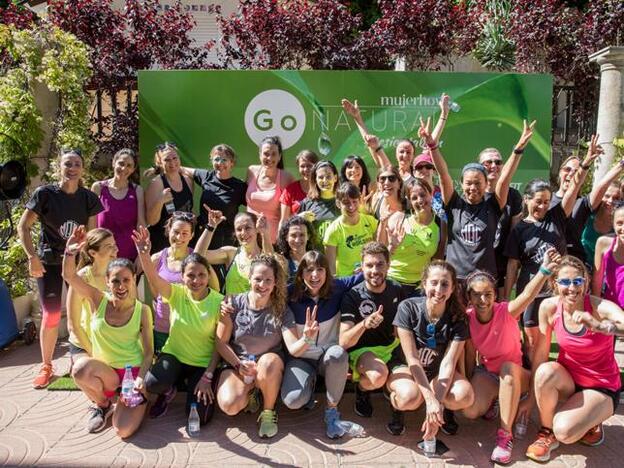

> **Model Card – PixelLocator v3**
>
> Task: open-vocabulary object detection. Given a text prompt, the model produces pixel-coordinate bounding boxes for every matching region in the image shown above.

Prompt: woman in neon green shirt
[133,225,224,430]
[62,226,153,438]
[380,178,447,297]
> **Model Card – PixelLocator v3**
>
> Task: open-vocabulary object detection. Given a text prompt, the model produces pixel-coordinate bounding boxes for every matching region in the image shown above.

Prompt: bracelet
[64,250,76,257]
[200,374,212,383]
[427,144,439,151]
[440,116,448,121]
[206,224,215,232]
[513,147,524,155]
[581,163,591,170]
[303,336,315,345]
[374,146,383,153]
[539,266,553,276]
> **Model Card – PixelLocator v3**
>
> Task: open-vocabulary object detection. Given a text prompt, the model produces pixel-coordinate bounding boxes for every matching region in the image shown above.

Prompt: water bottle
[514,413,528,440]
[243,354,256,385]
[338,421,366,438]
[165,200,176,214]
[187,403,200,437]
[121,365,134,399]
[423,437,437,457]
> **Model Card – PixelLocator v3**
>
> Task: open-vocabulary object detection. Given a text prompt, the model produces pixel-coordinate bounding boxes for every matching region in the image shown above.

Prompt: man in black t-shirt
[339,242,406,433]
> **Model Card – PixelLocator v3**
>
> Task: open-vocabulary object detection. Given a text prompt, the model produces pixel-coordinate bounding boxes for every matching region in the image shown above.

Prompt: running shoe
[32,363,53,389]
[324,407,346,439]
[483,398,500,421]
[526,428,559,462]
[386,408,405,436]
[244,388,261,414]
[86,402,113,433]
[354,386,373,418]
[491,428,513,464]
[149,386,177,419]
[440,408,458,435]
[580,424,605,446]
[257,409,278,438]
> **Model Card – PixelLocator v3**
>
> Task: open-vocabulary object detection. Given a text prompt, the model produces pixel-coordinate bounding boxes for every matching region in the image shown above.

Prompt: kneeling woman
[389,261,474,441]
[134,226,223,427]
[62,226,153,438]
[462,248,561,464]
[215,254,307,439]
[526,256,624,463]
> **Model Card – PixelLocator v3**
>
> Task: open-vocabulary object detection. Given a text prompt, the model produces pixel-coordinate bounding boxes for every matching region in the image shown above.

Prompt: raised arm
[132,226,172,300]
[508,248,562,318]
[419,118,454,205]
[61,226,104,306]
[431,93,450,143]
[194,205,225,255]
[495,120,536,210]
[589,156,623,210]
[137,304,155,382]
[256,213,274,254]
[561,135,602,217]
[66,283,92,354]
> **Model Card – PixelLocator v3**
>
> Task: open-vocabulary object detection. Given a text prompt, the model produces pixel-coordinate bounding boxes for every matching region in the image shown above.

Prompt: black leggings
[145,353,214,425]
[36,264,65,329]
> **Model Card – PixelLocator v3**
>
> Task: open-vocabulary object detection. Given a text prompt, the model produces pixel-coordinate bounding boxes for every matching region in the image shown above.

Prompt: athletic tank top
[148,173,193,253]
[97,181,138,260]
[90,294,144,369]
[68,266,100,348]
[224,248,251,295]
[602,237,624,309]
[553,295,620,391]
[153,247,191,333]
[246,168,284,243]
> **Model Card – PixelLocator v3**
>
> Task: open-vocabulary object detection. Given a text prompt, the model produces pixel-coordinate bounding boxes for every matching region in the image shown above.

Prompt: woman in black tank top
[144,143,194,253]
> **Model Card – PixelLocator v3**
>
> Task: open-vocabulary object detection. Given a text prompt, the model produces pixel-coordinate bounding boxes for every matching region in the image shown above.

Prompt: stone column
[589,46,624,185]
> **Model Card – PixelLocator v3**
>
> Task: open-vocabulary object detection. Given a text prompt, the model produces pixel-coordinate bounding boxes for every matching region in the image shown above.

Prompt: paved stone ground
[1,342,624,467]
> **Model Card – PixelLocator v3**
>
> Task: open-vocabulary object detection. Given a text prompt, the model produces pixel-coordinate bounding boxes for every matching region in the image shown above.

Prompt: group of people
[16,94,624,465]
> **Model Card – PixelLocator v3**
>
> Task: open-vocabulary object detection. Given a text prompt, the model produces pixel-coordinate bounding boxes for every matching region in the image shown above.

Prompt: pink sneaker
[491,428,513,465]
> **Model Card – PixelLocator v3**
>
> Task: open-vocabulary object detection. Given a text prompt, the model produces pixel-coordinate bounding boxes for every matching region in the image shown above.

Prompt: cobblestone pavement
[1,342,623,467]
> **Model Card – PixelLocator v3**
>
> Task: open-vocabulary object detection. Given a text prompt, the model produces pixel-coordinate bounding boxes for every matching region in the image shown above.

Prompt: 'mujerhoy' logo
[244,89,306,149]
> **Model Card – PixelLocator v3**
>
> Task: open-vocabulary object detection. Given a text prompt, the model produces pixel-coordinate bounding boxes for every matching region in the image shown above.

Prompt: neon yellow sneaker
[258,409,278,438]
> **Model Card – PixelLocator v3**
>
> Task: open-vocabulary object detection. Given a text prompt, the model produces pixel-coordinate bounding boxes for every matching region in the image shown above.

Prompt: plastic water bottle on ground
[423,436,437,457]
[338,420,366,438]
[514,413,528,440]
[188,403,200,437]
[243,354,256,385]
[121,365,134,399]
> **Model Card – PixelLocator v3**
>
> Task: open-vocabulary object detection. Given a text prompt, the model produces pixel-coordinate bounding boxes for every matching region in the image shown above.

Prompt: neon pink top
[602,237,624,309]
[246,168,284,243]
[553,295,620,392]
[466,302,522,374]
[96,181,138,261]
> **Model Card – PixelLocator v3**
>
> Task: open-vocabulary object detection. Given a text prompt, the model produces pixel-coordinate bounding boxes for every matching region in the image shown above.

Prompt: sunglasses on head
[379,175,397,183]
[556,276,585,287]
[156,141,177,151]
[426,322,437,349]
[415,164,435,171]
[62,148,83,157]
[481,159,503,166]
[172,211,195,222]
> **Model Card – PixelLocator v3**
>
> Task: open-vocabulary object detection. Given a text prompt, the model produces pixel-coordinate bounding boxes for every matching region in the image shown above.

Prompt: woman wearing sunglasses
[462,248,561,464]
[525,255,624,462]
[388,261,474,441]
[381,178,447,298]
[145,142,194,254]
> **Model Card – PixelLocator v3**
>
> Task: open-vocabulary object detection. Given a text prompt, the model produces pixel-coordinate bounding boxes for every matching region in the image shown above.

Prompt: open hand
[65,225,87,255]
[341,98,362,119]
[132,225,152,255]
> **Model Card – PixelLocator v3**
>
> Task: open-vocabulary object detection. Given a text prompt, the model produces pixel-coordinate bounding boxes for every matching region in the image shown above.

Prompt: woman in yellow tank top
[67,228,117,365]
[62,226,153,438]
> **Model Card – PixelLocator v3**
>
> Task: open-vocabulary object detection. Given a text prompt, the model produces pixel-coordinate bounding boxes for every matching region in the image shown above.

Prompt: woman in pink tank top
[246,136,294,244]
[526,256,624,463]
[593,205,624,308]
[91,149,146,261]
[462,248,562,465]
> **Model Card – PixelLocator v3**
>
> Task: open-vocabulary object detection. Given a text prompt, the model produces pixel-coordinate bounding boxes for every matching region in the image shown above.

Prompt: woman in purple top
[91,149,146,261]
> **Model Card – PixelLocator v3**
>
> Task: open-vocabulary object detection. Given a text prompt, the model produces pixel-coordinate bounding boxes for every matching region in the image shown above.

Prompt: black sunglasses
[61,148,83,157]
[415,164,435,170]
[379,175,398,183]
[482,159,503,166]
[156,141,177,151]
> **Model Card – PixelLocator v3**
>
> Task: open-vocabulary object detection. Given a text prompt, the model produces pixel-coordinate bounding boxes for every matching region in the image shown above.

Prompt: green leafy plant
[0,204,32,298]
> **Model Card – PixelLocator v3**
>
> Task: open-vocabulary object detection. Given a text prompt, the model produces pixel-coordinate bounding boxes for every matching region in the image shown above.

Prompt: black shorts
[575,384,621,414]
[522,296,547,328]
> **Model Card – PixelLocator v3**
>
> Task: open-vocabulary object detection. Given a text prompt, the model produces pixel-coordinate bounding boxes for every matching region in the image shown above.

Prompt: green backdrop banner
[138,70,552,188]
